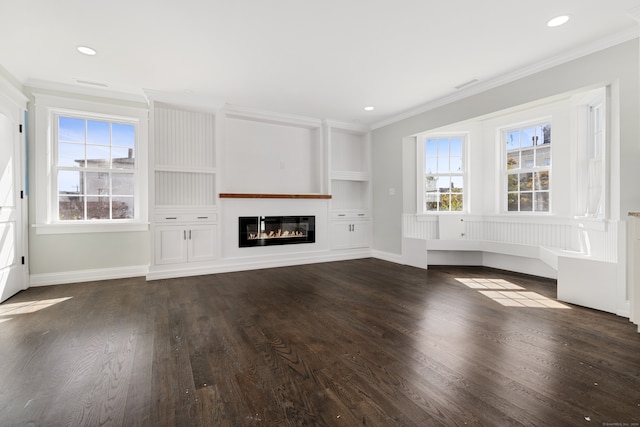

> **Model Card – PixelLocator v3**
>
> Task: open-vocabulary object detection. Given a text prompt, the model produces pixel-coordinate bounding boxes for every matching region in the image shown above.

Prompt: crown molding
[628,6,640,22]
[144,89,225,114]
[0,66,27,106]
[323,119,370,134]
[371,27,640,130]
[223,104,323,129]
[25,78,148,106]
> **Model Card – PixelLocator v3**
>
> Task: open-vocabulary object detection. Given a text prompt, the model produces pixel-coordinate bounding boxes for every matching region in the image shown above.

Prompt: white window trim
[416,132,468,214]
[32,93,149,234]
[499,117,552,214]
[571,87,608,223]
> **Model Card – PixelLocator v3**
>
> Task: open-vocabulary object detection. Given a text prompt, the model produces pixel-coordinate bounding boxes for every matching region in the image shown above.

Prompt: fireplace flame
[248,228,306,240]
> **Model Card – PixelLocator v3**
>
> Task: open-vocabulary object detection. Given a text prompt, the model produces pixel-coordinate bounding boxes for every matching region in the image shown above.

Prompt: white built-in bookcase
[326,121,371,249]
[148,103,371,278]
[153,104,217,207]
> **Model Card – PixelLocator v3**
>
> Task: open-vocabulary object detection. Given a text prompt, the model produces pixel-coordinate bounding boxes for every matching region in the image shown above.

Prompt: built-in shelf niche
[330,128,368,175]
[153,102,217,207]
[331,180,369,212]
[327,123,371,215]
[155,171,216,206]
[224,112,323,195]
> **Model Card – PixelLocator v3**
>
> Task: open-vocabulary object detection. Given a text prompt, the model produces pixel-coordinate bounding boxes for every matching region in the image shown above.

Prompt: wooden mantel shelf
[219,193,332,199]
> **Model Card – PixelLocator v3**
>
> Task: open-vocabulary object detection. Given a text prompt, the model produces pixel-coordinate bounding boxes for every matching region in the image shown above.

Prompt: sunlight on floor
[0,297,73,319]
[455,278,570,309]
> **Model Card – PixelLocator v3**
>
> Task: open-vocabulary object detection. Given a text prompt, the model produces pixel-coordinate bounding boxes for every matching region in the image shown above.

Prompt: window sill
[33,221,150,235]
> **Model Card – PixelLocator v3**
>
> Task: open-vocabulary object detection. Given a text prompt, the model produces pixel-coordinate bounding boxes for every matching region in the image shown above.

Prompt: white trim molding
[30,265,149,287]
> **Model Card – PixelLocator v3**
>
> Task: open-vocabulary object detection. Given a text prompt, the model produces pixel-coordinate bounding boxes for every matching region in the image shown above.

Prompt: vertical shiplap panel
[402,215,576,250]
[155,105,215,170]
[155,171,215,206]
[153,104,216,207]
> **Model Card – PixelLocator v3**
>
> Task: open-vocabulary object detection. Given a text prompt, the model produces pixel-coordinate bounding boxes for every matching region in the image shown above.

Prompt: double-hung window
[503,122,551,212]
[33,94,148,234]
[55,114,136,221]
[421,135,466,212]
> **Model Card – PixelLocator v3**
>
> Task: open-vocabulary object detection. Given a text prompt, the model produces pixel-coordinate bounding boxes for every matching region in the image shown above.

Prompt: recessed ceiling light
[547,15,570,27]
[77,46,97,56]
[364,106,375,111]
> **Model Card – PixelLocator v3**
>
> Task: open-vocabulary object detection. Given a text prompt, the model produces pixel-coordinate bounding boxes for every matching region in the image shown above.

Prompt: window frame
[500,118,552,214]
[572,87,608,221]
[33,94,149,234]
[416,132,468,214]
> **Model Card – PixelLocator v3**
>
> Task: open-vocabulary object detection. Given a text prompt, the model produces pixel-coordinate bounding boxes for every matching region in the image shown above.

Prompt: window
[503,122,551,212]
[56,115,136,221]
[33,94,148,234]
[422,135,465,212]
[577,89,607,219]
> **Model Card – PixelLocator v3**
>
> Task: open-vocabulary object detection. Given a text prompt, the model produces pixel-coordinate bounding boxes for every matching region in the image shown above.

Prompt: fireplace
[239,216,315,247]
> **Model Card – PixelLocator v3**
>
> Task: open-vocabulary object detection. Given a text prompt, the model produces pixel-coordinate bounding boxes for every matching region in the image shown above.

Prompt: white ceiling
[1,0,639,126]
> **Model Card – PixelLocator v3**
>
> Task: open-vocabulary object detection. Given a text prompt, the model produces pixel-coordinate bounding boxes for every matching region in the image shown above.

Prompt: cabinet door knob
[183,230,187,240]
[189,230,192,240]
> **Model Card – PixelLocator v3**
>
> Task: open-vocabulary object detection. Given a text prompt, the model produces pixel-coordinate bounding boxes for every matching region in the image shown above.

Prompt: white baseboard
[146,249,373,281]
[372,250,404,265]
[617,300,630,318]
[30,265,149,287]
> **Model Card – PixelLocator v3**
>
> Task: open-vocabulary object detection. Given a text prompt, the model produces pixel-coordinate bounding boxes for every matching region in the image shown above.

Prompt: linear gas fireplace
[239,216,315,247]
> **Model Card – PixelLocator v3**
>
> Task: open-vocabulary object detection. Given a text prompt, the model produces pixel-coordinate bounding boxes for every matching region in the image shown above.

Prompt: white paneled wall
[154,105,215,169]
[153,103,216,207]
[403,215,438,240]
[477,219,572,250]
[402,214,619,263]
[155,171,216,206]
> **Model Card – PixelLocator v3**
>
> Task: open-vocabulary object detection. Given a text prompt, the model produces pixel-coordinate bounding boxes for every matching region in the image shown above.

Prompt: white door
[0,105,26,302]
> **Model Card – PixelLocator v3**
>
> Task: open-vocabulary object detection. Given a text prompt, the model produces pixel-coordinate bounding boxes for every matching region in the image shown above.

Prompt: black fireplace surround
[239,216,315,247]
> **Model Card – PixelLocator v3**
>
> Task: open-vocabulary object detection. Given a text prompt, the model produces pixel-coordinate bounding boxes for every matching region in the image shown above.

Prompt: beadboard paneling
[154,105,215,170]
[155,171,215,206]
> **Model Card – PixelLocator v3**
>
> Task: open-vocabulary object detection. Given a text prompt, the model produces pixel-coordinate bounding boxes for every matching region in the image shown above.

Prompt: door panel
[0,111,24,302]
[155,226,187,265]
[189,225,216,263]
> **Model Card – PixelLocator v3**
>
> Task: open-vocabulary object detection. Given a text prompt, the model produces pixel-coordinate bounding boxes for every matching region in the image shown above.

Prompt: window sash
[418,134,467,213]
[502,121,551,213]
[52,113,139,222]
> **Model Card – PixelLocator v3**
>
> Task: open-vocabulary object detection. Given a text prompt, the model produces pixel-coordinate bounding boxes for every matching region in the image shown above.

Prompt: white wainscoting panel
[154,105,216,169]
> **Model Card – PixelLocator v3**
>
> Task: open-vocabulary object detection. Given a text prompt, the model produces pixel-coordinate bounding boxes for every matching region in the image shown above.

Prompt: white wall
[26,90,150,280]
[372,39,640,256]
[223,114,322,194]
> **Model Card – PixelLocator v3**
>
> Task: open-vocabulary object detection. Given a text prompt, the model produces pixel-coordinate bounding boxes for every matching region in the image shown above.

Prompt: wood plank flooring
[0,258,639,426]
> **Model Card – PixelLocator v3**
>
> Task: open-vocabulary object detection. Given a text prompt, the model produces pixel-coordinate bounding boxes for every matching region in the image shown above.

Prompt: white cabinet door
[188,224,216,263]
[331,222,352,250]
[350,221,370,249]
[155,226,187,265]
[332,220,370,250]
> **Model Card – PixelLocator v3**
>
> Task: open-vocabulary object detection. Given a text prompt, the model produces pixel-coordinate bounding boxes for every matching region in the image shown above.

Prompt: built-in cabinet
[331,216,369,249]
[149,102,219,275]
[148,106,371,279]
[154,213,217,265]
[327,122,371,249]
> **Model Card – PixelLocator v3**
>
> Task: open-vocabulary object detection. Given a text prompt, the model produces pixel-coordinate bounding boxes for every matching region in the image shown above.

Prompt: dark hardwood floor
[1,258,639,426]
